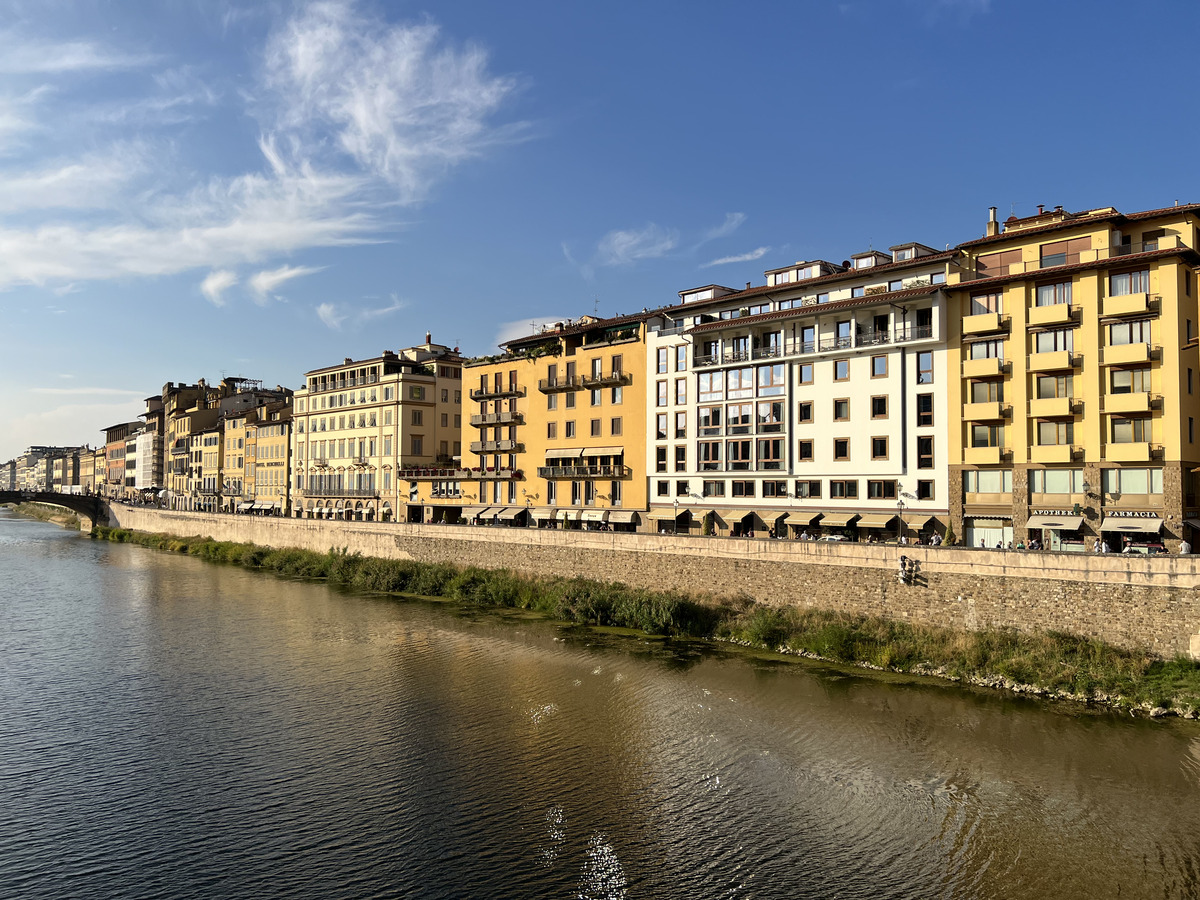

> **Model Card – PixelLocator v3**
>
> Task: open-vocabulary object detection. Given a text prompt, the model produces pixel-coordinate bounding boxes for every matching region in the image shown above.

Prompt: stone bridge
[0,491,105,530]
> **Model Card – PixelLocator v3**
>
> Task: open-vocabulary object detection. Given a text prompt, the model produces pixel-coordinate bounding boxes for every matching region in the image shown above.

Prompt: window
[977,249,1022,277]
[675,411,687,438]
[915,393,934,426]
[657,348,668,374]
[1111,417,1149,443]
[871,356,887,377]
[727,368,754,399]
[590,419,602,437]
[698,441,722,470]
[798,439,814,461]
[698,406,722,436]
[656,447,668,472]
[1031,469,1084,493]
[547,422,557,439]
[1036,375,1072,399]
[799,364,813,385]
[702,480,725,497]
[829,480,858,499]
[675,446,686,471]
[727,439,752,470]
[790,479,818,499]
[698,372,723,402]
[727,402,753,434]
[1035,281,1071,307]
[611,417,622,435]
[657,380,668,407]
[968,340,1004,360]
[1037,421,1073,445]
[1101,467,1163,494]
[762,480,787,498]
[411,436,423,455]
[756,401,783,432]
[917,351,934,384]
[675,379,687,405]
[916,480,934,500]
[971,424,1004,447]
[1190,369,1194,395]
[871,437,888,459]
[757,438,783,470]
[964,469,1012,493]
[757,364,786,396]
[409,387,425,401]
[732,480,755,498]
[1109,319,1152,346]
[871,396,888,419]
[656,414,668,440]
[1040,237,1090,268]
[833,438,850,460]
[867,480,896,499]
[834,359,850,381]
[657,480,670,497]
[590,389,602,406]
[676,480,689,497]
[565,393,576,409]
[1035,328,1074,353]
[851,286,865,298]
[565,421,576,438]
[971,291,1003,315]
[917,436,934,468]
[798,401,813,423]
[548,393,558,410]
[1110,269,1150,296]
[833,399,850,421]
[611,386,622,404]
[817,292,829,304]
[676,346,687,371]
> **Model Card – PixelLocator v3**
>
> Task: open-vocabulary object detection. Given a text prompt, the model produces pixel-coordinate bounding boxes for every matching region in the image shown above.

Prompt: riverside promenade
[106,505,1200,659]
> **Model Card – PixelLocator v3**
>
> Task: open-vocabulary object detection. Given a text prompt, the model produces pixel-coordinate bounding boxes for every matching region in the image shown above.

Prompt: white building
[646,243,956,540]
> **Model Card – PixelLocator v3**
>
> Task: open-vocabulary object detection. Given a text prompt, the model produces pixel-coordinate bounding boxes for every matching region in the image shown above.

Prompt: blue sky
[3,0,1199,460]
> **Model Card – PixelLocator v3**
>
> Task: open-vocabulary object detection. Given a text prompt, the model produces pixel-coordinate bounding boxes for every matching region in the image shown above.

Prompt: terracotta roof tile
[687,285,942,334]
[957,204,1200,249]
[943,245,1200,293]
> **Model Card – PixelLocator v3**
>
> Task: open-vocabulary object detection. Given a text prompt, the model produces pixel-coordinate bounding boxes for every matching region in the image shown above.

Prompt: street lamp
[673,497,679,535]
[897,498,906,544]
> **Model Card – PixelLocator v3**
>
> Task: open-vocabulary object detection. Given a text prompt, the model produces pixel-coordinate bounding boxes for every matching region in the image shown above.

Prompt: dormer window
[855,257,875,269]
[894,248,914,262]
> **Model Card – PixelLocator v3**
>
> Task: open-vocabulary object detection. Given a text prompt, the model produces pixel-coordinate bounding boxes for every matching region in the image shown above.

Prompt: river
[2,509,1200,899]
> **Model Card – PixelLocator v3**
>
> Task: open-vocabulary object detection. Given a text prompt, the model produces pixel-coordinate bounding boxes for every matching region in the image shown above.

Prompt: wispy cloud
[358,294,407,321]
[702,246,771,268]
[248,264,325,304]
[0,33,156,74]
[595,223,678,267]
[316,301,345,330]
[703,213,746,242]
[31,387,146,396]
[0,144,151,214]
[200,270,238,306]
[494,316,558,347]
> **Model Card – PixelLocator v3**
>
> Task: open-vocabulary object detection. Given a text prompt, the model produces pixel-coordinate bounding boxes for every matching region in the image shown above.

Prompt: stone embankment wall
[106,506,1200,658]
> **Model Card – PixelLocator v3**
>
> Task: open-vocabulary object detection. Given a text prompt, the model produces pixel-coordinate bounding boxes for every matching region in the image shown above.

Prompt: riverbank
[5,502,81,530]
[91,524,1200,717]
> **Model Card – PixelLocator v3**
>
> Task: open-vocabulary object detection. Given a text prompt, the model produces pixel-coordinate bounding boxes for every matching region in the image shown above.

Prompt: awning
[556,509,580,520]
[461,505,488,518]
[907,514,936,528]
[497,507,526,521]
[237,501,253,511]
[713,508,757,524]
[608,510,641,524]
[856,513,898,529]
[545,447,585,459]
[581,510,609,523]
[530,507,556,520]
[1099,515,1164,533]
[1185,518,1200,531]
[1026,514,1085,530]
[818,512,861,528]
[785,509,823,525]
[583,446,623,457]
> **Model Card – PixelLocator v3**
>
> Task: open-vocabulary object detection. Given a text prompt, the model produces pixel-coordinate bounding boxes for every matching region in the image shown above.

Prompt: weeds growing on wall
[90,525,1200,713]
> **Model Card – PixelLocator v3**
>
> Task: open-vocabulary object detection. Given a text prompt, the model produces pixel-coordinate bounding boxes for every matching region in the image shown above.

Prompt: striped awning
[819,512,861,528]
[529,507,556,520]
[856,513,898,529]
[461,506,488,518]
[1098,515,1164,533]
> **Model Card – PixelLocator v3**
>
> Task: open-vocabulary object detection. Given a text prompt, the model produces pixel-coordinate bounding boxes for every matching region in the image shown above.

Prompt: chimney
[1037,204,1045,215]
[425,331,432,345]
[986,206,1000,237]
[746,282,751,290]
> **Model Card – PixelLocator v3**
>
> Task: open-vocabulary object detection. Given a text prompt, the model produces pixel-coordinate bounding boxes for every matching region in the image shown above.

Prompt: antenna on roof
[529,320,537,334]
[593,296,599,315]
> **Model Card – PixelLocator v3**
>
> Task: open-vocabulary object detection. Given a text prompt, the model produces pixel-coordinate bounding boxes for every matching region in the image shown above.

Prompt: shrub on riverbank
[7,502,80,529]
[90,525,1200,713]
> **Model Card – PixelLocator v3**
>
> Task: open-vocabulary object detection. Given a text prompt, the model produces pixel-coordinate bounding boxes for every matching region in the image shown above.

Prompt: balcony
[469,440,523,453]
[304,487,380,498]
[1102,293,1152,317]
[962,401,1009,420]
[537,376,582,393]
[691,326,935,369]
[1028,397,1080,417]
[1029,444,1079,464]
[1101,392,1158,415]
[1105,442,1153,463]
[476,467,521,480]
[580,371,633,388]
[964,236,1185,280]
[469,411,524,427]
[961,312,1010,336]
[1027,304,1078,327]
[397,466,473,480]
[1100,343,1157,366]
[1027,350,1078,373]
[962,357,1008,378]
[536,465,632,479]
[963,446,1007,465]
[470,385,525,401]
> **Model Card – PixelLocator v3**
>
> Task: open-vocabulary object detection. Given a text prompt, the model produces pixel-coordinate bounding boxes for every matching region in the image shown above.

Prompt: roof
[687,284,942,334]
[957,203,1200,249]
[943,244,1200,294]
[500,309,663,350]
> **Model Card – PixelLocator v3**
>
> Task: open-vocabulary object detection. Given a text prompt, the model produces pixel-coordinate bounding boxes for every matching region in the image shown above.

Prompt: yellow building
[221,413,249,512]
[252,403,291,516]
[291,336,463,522]
[946,203,1200,550]
[459,312,652,531]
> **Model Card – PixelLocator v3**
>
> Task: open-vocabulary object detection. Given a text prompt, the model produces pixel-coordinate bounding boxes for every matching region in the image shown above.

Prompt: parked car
[820,534,850,541]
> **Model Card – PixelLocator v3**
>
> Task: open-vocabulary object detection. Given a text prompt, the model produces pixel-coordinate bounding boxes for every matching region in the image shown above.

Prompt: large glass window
[971,424,1004,447]
[726,403,753,434]
[756,364,786,396]
[756,401,784,432]
[698,371,723,403]
[1035,375,1071,399]
[726,368,754,399]
[971,292,1003,314]
[1031,469,1083,493]
[698,406,722,436]
[1109,319,1152,346]
[964,469,1013,493]
[1110,269,1150,296]
[1102,467,1163,494]
[1035,329,1074,353]
[1035,281,1072,306]
[1037,421,1073,445]
[697,441,722,471]
[971,381,1002,403]
[917,352,934,384]
[1111,418,1149,443]
[726,439,752,470]
[969,340,1004,360]
[1110,368,1151,394]
[757,438,783,470]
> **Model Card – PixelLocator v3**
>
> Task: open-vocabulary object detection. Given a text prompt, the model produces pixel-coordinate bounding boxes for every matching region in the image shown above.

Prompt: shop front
[854,512,899,543]
[964,516,1013,548]
[1025,509,1086,551]
[1098,510,1165,552]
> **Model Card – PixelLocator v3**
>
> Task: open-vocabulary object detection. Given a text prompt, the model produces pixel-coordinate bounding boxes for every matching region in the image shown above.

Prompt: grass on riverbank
[7,502,80,529]
[92,525,1200,714]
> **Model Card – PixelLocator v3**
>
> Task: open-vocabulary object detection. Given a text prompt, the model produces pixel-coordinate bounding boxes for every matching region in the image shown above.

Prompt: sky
[3,0,1199,461]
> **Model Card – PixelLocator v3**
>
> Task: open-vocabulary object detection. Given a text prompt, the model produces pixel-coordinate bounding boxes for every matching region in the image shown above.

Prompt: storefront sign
[1103,510,1160,518]
[1030,509,1072,516]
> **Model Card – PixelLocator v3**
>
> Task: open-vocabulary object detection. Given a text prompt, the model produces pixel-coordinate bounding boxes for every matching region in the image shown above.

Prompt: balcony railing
[536,465,631,479]
[537,375,582,393]
[397,466,473,480]
[693,325,934,367]
[476,468,520,480]
[579,371,632,388]
[470,385,525,401]
[469,411,524,427]
[303,487,379,498]
[469,440,522,453]
[966,236,1185,281]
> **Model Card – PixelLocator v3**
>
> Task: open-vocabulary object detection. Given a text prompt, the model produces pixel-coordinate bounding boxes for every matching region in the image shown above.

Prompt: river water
[2,511,1200,899]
